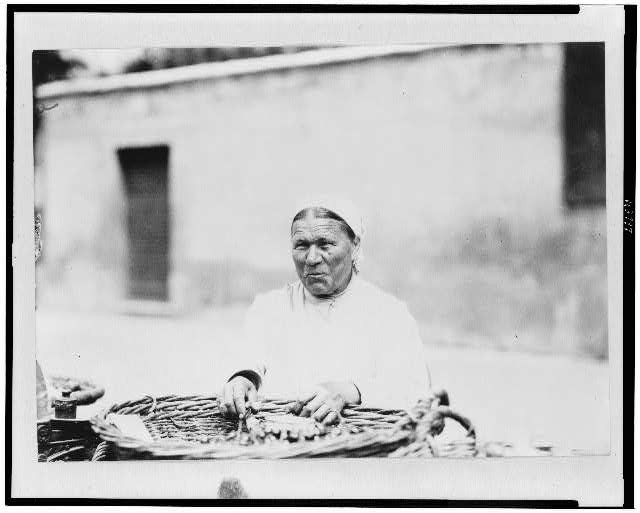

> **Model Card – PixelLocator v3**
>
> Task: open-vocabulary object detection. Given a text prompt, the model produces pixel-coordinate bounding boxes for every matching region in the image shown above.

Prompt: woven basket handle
[389,400,477,458]
[430,406,476,438]
[432,388,449,407]
[413,390,475,439]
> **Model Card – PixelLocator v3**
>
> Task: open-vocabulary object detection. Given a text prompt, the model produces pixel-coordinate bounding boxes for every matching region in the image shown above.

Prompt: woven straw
[91,390,476,459]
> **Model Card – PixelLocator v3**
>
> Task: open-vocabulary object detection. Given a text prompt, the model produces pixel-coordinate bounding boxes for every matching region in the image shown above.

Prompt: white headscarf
[292,195,365,273]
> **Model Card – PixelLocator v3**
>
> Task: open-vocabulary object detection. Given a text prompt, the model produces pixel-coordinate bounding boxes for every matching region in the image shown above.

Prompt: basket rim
[90,393,476,459]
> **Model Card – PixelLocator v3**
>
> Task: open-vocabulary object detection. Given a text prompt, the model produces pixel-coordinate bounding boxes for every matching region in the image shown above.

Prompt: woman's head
[291,207,361,298]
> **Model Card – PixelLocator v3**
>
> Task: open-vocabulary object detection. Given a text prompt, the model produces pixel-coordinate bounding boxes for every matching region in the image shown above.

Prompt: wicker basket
[91,389,476,459]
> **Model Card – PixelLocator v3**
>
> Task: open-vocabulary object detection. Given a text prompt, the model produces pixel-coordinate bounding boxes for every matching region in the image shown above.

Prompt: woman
[220,197,430,424]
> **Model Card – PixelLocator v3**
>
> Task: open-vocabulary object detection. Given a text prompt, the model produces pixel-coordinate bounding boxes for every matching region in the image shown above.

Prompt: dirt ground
[35,307,610,455]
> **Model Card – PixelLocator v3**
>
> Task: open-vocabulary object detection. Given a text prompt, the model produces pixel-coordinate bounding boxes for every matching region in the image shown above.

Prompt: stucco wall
[35,45,607,358]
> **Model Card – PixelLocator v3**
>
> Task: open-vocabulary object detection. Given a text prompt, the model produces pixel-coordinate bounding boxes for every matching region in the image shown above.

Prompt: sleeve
[225,294,271,390]
[354,303,431,411]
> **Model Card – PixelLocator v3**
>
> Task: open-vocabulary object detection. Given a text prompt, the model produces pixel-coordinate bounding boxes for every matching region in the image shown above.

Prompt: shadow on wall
[371,208,607,360]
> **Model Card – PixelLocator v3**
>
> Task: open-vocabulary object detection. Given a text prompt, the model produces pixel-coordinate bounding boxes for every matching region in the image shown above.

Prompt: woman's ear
[351,236,361,254]
[351,237,362,273]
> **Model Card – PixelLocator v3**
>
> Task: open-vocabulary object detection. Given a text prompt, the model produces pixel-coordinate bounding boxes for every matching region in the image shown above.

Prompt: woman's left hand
[290,381,361,425]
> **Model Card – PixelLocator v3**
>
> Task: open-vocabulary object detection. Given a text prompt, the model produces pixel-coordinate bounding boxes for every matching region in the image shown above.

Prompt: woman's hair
[291,207,357,242]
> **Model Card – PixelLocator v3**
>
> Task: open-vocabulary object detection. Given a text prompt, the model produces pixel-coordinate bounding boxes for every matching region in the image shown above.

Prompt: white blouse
[232,276,431,410]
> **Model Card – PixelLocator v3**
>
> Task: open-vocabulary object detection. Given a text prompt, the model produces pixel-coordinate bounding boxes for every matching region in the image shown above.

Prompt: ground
[35,307,610,455]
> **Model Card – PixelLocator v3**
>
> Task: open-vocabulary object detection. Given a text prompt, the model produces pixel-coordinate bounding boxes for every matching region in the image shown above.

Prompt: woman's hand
[220,375,258,419]
[290,381,361,425]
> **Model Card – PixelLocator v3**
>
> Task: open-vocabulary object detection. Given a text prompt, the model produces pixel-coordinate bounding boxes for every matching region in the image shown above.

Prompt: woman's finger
[287,401,297,413]
[246,386,257,409]
[292,390,316,415]
[233,383,247,418]
[297,390,318,406]
[312,404,331,422]
[223,384,235,417]
[323,410,340,426]
[301,395,325,417]
[288,401,303,415]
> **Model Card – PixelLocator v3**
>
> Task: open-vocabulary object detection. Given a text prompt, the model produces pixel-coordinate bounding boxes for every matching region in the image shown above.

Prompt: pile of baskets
[90,389,477,460]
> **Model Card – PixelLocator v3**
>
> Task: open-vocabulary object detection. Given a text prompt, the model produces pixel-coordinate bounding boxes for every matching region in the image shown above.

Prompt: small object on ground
[481,441,513,457]
[531,439,555,452]
[218,477,248,499]
[479,440,563,457]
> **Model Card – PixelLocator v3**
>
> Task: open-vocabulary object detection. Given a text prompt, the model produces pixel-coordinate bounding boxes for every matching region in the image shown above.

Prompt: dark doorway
[563,42,606,208]
[118,145,170,301]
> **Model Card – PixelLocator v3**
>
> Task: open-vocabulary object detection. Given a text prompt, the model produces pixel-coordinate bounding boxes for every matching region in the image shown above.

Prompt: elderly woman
[220,197,431,424]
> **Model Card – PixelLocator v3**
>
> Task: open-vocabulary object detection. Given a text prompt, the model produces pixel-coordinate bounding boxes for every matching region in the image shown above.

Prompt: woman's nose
[306,245,322,264]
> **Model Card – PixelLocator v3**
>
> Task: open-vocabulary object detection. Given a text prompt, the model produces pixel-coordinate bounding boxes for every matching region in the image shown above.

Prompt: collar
[302,274,357,308]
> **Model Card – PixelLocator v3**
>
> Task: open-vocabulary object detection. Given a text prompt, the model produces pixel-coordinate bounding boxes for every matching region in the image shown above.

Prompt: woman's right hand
[220,375,258,419]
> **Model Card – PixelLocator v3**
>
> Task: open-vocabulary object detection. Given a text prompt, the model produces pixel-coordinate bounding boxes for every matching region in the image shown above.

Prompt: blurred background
[33,44,609,453]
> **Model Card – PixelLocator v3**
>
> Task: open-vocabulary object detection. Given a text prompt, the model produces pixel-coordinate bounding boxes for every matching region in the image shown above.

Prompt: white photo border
[10,6,626,504]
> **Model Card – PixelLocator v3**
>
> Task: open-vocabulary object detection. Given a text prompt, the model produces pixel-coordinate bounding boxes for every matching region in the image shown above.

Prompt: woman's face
[291,214,356,298]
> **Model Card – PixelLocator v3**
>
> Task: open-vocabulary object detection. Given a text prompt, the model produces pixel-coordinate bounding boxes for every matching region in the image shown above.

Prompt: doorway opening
[118,145,170,301]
